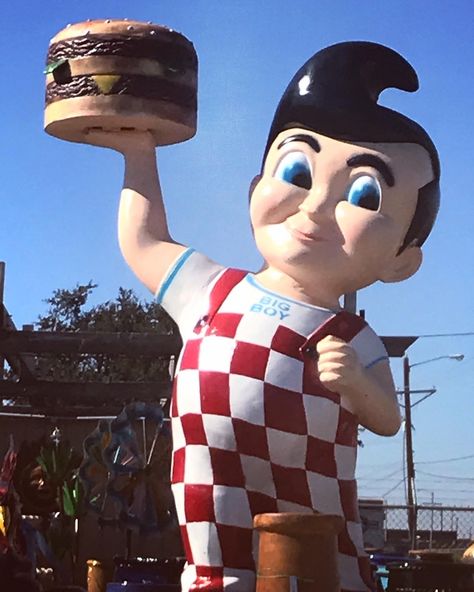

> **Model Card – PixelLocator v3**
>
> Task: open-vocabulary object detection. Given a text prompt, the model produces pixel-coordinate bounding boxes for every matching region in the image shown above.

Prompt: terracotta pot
[254,513,344,592]
[87,559,107,592]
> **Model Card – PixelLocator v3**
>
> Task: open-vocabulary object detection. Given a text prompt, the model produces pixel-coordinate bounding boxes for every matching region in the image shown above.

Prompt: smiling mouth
[288,225,328,243]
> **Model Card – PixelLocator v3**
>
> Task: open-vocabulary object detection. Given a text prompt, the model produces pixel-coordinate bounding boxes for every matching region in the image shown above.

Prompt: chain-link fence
[360,502,474,554]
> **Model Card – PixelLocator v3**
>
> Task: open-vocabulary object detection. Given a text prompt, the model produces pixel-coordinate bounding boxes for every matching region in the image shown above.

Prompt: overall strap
[300,310,368,358]
[194,268,248,332]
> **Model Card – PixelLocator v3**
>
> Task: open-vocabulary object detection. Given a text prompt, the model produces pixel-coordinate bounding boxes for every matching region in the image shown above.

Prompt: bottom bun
[44,95,196,146]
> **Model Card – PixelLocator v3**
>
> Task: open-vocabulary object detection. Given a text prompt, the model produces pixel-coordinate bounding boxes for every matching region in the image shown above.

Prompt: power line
[358,468,403,482]
[357,460,402,470]
[417,487,474,494]
[357,465,402,479]
[416,453,474,465]
[381,478,406,498]
[417,480,474,488]
[418,331,474,338]
[416,469,474,481]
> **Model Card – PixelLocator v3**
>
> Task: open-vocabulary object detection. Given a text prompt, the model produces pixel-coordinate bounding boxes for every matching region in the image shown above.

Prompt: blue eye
[273,152,312,190]
[346,175,381,211]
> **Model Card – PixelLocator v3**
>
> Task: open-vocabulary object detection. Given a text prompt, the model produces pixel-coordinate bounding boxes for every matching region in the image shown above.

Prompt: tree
[34,281,177,385]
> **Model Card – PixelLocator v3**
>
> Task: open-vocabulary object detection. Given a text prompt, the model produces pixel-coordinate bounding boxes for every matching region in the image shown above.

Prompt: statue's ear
[248,174,262,202]
[379,245,423,283]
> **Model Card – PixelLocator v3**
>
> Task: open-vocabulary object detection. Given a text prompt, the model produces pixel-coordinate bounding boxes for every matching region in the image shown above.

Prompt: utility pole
[402,353,464,550]
[403,356,417,549]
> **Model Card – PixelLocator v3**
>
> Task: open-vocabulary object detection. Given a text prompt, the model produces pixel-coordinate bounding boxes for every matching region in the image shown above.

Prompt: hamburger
[44,19,198,145]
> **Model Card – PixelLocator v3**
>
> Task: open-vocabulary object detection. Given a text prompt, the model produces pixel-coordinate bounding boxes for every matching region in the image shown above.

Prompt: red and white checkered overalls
[171,268,375,591]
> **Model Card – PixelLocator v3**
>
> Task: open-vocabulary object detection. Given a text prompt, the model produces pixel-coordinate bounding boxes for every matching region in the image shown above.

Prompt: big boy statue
[88,42,439,591]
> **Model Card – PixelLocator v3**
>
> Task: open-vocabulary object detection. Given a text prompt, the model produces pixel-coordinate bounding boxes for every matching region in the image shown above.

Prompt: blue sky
[2,1,473,505]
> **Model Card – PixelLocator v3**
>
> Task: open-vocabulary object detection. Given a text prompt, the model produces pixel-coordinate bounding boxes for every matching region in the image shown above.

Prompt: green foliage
[36,282,98,333]
[34,282,177,383]
[62,474,83,518]
[36,440,81,494]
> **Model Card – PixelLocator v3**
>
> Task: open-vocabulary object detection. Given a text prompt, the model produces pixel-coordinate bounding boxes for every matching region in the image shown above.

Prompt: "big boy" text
[250,296,290,321]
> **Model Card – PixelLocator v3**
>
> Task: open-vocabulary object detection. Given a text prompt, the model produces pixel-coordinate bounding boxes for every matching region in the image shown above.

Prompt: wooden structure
[0,262,181,417]
[0,327,181,416]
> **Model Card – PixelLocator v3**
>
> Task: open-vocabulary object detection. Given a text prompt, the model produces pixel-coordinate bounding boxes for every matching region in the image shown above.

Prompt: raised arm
[87,130,187,293]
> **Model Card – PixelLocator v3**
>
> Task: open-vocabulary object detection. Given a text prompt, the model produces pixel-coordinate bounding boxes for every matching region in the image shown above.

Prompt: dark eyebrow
[277,133,321,153]
[347,154,395,187]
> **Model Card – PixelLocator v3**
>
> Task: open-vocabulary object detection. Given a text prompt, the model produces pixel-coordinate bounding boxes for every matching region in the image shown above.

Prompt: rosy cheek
[251,178,301,224]
[258,180,277,200]
[336,202,384,247]
[335,201,361,237]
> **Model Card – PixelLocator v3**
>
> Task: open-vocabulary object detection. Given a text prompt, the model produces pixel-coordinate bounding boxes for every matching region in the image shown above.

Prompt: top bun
[50,19,180,43]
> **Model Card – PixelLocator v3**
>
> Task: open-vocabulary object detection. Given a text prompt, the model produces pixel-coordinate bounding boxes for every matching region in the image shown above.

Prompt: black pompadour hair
[263,41,440,250]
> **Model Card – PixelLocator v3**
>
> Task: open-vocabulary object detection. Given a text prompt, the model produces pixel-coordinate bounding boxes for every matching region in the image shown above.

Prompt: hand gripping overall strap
[297,310,369,401]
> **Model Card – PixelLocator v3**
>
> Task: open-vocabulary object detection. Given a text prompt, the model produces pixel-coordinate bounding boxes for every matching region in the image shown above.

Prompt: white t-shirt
[157,249,388,374]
